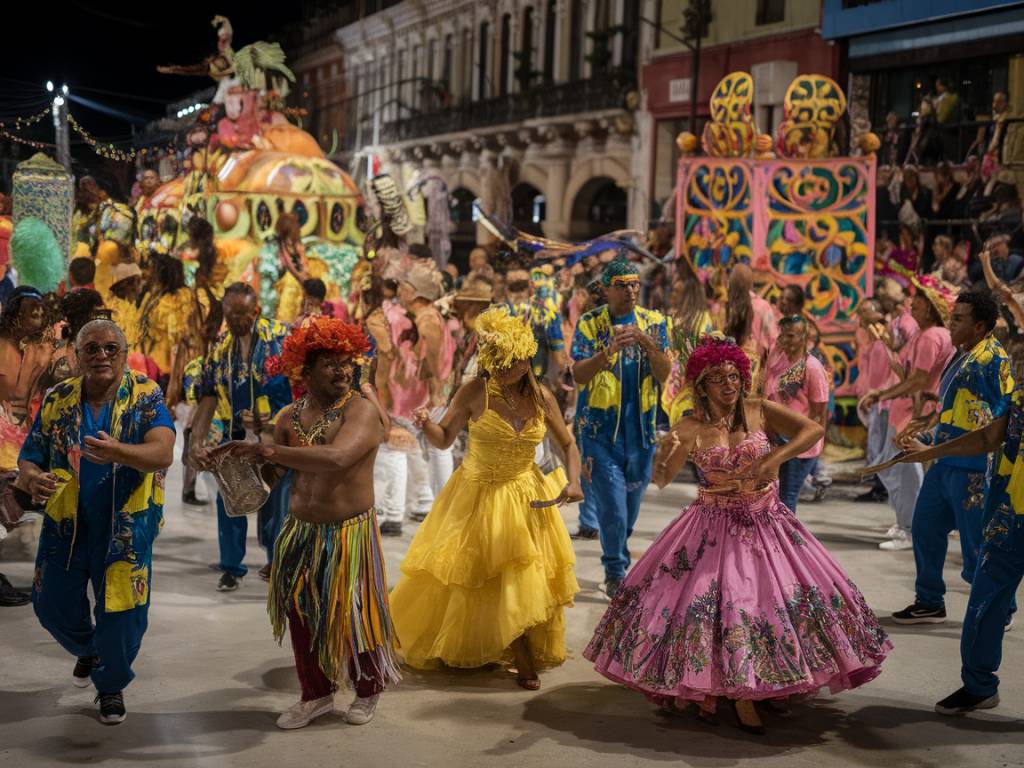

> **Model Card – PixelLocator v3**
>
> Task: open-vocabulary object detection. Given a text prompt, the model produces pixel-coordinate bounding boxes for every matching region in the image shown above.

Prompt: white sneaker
[345,693,379,725]
[276,694,335,730]
[884,524,900,539]
[879,528,912,551]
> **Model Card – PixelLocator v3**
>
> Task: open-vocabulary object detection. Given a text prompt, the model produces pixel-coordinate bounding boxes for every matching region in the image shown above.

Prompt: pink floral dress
[585,429,891,702]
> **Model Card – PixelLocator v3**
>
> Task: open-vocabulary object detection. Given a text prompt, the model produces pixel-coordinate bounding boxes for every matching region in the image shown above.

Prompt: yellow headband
[609,274,640,286]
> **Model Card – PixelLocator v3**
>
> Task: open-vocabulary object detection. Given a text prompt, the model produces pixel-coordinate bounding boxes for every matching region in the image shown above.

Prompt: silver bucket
[212,451,269,517]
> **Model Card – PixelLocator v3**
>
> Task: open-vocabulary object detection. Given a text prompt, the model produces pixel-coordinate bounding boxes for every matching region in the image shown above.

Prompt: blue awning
[848,5,1024,59]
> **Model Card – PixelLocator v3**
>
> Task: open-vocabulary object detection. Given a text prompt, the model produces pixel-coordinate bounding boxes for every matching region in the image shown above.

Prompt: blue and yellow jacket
[570,304,670,448]
[20,371,173,613]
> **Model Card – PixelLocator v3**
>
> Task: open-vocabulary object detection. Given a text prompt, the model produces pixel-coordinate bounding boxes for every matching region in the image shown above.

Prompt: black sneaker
[95,691,126,724]
[935,687,1000,716]
[409,511,428,523]
[217,572,241,592]
[258,564,272,582]
[892,603,947,624]
[0,574,30,607]
[181,491,207,506]
[599,579,623,600]
[379,521,403,536]
[570,526,599,541]
[73,655,99,688]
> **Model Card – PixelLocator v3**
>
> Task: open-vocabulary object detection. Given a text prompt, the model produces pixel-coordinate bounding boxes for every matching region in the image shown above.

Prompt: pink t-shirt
[885,325,954,434]
[383,300,428,419]
[855,328,897,396]
[750,292,779,360]
[764,349,830,458]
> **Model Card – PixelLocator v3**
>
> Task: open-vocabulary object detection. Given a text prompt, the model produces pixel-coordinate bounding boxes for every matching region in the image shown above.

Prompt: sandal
[696,695,719,726]
[731,700,766,736]
[516,675,541,691]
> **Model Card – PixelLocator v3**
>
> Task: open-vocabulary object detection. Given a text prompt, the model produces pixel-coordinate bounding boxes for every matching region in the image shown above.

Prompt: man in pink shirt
[854,299,897,503]
[764,315,830,512]
[862,278,956,550]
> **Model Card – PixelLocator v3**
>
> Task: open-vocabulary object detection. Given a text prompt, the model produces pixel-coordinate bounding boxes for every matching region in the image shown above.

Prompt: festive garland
[68,113,136,162]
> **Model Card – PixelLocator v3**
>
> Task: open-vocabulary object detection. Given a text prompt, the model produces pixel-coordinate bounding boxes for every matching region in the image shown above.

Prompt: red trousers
[288,609,385,701]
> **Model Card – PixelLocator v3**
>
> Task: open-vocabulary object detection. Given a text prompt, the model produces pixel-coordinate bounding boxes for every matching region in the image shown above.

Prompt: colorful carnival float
[675,71,877,397]
[136,15,365,321]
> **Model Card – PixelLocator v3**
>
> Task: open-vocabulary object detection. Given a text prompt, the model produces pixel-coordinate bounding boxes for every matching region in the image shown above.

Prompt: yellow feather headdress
[475,306,538,372]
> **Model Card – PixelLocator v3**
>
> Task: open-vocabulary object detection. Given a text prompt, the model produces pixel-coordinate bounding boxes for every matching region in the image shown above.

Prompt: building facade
[301,0,651,267]
[643,0,842,220]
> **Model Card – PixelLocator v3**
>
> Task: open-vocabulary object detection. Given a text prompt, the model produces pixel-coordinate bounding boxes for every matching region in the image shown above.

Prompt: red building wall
[644,28,842,120]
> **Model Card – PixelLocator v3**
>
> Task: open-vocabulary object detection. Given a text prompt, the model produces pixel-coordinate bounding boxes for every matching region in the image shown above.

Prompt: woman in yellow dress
[390,306,583,689]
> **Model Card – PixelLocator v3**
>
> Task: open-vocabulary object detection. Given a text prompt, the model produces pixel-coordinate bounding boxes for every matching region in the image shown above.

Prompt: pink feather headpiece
[685,333,752,391]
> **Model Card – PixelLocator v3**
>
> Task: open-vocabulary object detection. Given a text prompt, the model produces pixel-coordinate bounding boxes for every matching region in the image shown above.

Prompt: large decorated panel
[675,72,876,396]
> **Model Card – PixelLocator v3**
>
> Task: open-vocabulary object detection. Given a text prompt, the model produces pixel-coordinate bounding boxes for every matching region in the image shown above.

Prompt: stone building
[291,0,650,267]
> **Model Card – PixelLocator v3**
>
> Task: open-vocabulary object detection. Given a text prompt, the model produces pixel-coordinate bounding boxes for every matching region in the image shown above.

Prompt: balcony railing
[375,69,637,146]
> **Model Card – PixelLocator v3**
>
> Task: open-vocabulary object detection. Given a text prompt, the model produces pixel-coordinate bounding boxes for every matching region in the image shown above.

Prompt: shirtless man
[219,317,400,730]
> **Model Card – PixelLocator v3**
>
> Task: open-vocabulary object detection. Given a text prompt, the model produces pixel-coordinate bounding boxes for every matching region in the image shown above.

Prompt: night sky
[2,2,306,181]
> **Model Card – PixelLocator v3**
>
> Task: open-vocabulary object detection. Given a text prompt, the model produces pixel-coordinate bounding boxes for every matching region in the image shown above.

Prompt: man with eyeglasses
[189,282,292,591]
[18,319,175,724]
[571,257,671,599]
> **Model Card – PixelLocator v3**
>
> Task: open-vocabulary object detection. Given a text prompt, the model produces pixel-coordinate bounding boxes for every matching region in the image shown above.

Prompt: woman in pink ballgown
[585,335,891,735]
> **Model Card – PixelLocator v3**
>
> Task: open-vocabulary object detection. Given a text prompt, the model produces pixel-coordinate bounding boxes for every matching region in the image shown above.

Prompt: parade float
[675,71,877,397]
[138,16,365,320]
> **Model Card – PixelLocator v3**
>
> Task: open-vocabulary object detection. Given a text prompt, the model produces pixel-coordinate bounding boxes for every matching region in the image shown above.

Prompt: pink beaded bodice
[690,430,772,492]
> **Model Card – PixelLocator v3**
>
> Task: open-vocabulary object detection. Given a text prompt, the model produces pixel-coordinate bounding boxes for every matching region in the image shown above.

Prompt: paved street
[2,444,1023,768]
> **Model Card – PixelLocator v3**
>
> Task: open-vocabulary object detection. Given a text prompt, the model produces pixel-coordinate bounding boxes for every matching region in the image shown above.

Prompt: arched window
[477,22,489,99]
[499,14,511,96]
[543,0,556,84]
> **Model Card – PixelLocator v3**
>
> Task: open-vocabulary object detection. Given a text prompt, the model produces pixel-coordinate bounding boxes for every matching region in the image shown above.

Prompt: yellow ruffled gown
[390,379,579,669]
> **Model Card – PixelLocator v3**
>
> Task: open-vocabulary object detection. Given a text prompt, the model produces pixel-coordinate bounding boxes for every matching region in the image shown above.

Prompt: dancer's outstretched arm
[539,385,584,504]
[414,377,484,450]
[653,418,699,489]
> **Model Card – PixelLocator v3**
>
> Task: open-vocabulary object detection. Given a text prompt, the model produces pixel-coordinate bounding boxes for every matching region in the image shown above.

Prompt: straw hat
[110,261,142,286]
[454,275,494,303]
[912,274,958,327]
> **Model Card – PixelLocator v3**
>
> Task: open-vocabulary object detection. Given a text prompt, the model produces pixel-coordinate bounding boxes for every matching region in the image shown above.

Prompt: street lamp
[46,81,54,92]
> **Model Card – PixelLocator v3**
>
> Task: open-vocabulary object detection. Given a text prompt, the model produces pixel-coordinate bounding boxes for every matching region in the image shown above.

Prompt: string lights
[11,106,50,132]
[0,127,48,149]
[68,112,136,162]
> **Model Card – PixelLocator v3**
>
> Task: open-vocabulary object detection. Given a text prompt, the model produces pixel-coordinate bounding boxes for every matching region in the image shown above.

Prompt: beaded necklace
[292,390,357,446]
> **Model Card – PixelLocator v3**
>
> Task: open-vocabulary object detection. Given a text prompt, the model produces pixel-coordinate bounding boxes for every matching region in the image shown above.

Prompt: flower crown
[475,305,538,372]
[684,332,752,390]
[280,317,371,383]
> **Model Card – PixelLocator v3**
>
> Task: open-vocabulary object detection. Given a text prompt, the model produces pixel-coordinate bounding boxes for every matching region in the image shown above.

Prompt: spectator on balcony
[907,98,943,166]
[931,235,969,288]
[967,92,1011,165]
[881,113,907,168]
[979,183,1024,253]
[899,166,932,223]
[932,163,964,222]
[934,78,962,126]
[876,166,900,241]
[975,234,1024,288]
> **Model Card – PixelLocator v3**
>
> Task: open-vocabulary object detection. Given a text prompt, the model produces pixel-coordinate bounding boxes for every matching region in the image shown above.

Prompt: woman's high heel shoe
[696,695,719,726]
[731,699,766,735]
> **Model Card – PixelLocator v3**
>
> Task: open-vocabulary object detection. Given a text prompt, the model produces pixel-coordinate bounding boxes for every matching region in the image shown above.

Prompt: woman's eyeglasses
[80,342,125,358]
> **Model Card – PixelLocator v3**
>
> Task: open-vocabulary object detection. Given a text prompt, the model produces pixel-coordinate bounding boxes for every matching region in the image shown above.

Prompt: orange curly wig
[281,317,371,382]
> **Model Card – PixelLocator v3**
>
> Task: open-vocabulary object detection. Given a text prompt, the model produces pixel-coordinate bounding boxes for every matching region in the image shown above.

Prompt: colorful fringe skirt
[268,510,402,689]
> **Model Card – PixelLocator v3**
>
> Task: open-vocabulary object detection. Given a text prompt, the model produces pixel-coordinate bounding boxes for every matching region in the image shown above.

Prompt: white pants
[876,421,923,532]
[373,443,453,524]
